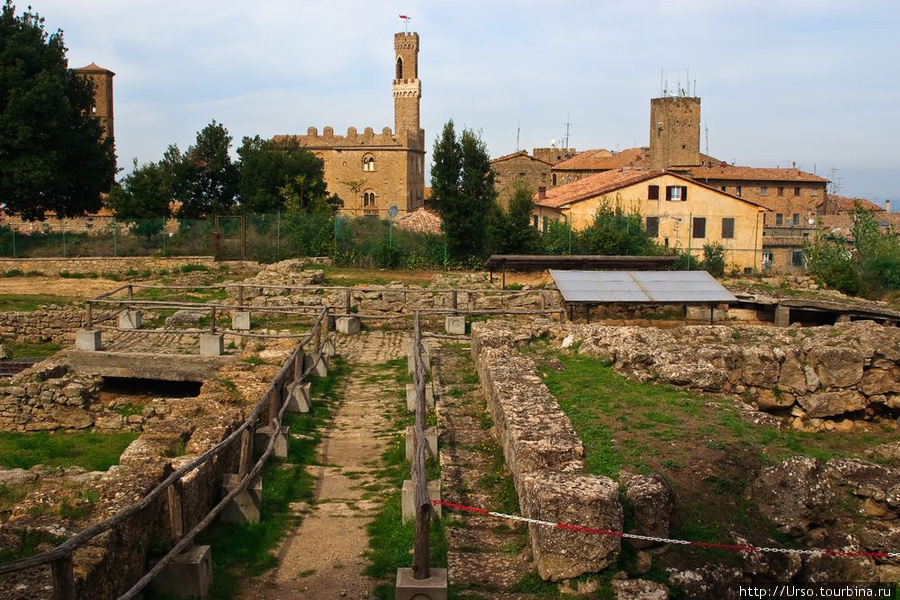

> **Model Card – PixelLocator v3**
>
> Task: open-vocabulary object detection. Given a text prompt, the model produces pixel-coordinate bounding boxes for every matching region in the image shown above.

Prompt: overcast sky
[27,0,900,204]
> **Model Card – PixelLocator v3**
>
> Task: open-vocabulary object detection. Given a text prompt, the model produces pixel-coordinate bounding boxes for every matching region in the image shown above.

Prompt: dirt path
[240,330,406,600]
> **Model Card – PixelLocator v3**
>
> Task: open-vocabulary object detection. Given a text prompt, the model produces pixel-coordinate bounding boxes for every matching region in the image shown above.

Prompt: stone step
[449,551,533,590]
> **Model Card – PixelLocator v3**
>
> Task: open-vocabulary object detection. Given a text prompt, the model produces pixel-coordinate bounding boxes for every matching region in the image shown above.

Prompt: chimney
[537,186,546,200]
[887,200,892,213]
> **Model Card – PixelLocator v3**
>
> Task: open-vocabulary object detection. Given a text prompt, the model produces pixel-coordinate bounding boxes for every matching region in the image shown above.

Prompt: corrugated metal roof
[550,270,737,304]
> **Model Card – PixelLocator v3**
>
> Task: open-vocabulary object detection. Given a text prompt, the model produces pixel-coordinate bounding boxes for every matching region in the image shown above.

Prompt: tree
[578,197,659,256]
[430,121,499,259]
[105,159,171,239]
[237,136,336,214]
[168,120,239,219]
[493,181,541,254]
[0,1,116,220]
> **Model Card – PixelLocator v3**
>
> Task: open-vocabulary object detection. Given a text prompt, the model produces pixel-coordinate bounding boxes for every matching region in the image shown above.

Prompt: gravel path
[240,330,406,600]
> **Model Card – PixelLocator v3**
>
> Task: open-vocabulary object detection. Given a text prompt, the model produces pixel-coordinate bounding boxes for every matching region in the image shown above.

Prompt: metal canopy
[550,270,738,304]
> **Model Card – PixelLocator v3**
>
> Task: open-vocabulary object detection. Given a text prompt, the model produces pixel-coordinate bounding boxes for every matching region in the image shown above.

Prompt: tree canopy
[105,159,172,238]
[167,120,239,219]
[0,1,116,220]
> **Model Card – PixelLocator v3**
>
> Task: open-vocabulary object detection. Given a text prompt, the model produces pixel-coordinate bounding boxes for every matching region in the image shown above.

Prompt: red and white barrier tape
[432,499,900,559]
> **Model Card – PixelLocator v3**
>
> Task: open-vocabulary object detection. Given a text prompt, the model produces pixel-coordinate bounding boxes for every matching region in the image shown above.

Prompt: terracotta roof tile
[552,147,647,171]
[535,168,662,208]
[396,208,442,235]
[687,165,827,183]
[822,194,885,214]
[490,150,551,166]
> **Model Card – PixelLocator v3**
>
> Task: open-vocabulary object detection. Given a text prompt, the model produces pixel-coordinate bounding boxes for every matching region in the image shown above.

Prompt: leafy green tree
[805,233,860,295]
[168,120,239,219]
[237,136,336,214]
[852,207,900,294]
[578,197,659,255]
[105,159,171,238]
[430,121,499,259]
[491,181,541,254]
[0,1,116,220]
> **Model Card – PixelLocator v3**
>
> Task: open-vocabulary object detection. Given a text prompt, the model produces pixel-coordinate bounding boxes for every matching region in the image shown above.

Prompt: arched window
[363,190,377,216]
[363,155,375,172]
[396,57,403,79]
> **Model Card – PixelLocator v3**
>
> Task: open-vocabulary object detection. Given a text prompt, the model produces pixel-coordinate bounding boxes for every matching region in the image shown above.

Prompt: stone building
[74,62,115,142]
[490,151,552,209]
[533,168,767,271]
[275,32,426,217]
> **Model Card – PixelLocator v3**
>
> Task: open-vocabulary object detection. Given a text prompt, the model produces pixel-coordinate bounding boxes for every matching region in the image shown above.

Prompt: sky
[24,0,900,206]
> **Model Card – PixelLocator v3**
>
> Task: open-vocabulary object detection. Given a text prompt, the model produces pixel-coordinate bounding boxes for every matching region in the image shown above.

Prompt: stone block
[395,567,448,600]
[406,383,435,413]
[118,310,143,330]
[255,425,290,459]
[401,479,441,522]
[405,426,438,461]
[336,316,361,334]
[75,329,101,351]
[444,315,466,335]
[520,472,622,581]
[232,311,251,331]
[199,333,224,356]
[775,305,791,327]
[323,335,337,357]
[285,382,311,413]
[304,353,328,378]
[149,545,212,600]
[220,473,262,524]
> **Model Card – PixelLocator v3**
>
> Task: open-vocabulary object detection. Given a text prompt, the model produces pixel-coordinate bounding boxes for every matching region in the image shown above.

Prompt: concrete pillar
[406,383,435,413]
[285,382,311,413]
[401,480,442,522]
[254,425,290,459]
[199,333,224,356]
[323,335,337,357]
[444,315,466,335]
[336,316,361,335]
[405,426,438,461]
[149,545,212,600]
[775,305,791,327]
[220,474,262,524]
[232,311,251,331]
[395,568,448,600]
[118,310,143,330]
[75,329,101,351]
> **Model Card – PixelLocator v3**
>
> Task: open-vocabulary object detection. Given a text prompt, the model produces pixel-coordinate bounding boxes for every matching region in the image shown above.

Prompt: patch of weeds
[215,377,242,402]
[3,269,23,277]
[297,569,316,578]
[113,403,143,417]
[180,263,210,273]
[0,431,138,471]
[2,340,61,360]
[0,295,80,312]
[240,355,266,366]
[24,270,43,277]
[511,571,559,595]
[0,529,67,563]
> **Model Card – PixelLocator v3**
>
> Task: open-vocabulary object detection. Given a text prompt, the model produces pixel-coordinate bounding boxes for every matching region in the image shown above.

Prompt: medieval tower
[276,31,426,216]
[648,95,700,170]
[74,63,115,142]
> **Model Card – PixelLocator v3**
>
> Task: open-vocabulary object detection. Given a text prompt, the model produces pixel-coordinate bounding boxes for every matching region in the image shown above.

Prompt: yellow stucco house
[533,168,768,271]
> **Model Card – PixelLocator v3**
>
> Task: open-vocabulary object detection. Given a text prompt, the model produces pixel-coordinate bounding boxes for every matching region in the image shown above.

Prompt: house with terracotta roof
[533,168,768,271]
[489,150,552,209]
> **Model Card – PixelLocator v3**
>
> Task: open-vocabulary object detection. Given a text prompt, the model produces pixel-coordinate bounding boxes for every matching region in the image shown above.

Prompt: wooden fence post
[51,554,75,600]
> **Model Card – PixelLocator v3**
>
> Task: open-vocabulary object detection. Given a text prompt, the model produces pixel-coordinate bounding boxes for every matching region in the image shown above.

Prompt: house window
[775,213,783,226]
[648,185,660,200]
[792,213,800,226]
[721,186,727,192]
[692,217,706,238]
[760,186,768,196]
[722,217,735,239]
[551,173,557,185]
[646,216,659,237]
[736,186,742,197]
[763,252,774,266]
[777,187,784,197]
[666,185,687,202]
[542,217,549,233]
[362,155,375,172]
[791,251,805,267]
[533,215,539,229]
[794,187,801,196]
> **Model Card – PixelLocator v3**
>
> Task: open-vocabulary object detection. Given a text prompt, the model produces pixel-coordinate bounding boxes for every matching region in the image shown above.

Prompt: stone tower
[393,32,421,136]
[649,95,700,169]
[74,62,115,142]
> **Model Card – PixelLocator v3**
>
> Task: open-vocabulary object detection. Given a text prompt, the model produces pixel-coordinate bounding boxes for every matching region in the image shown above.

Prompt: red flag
[399,14,409,20]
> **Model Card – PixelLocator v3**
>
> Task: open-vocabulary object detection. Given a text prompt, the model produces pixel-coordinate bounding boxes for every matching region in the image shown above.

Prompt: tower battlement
[394,32,419,50]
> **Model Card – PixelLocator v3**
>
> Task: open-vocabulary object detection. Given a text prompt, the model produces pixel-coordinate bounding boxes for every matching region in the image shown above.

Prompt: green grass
[133,286,227,304]
[0,294,81,312]
[2,339,62,359]
[187,358,348,600]
[0,529,67,563]
[0,431,139,471]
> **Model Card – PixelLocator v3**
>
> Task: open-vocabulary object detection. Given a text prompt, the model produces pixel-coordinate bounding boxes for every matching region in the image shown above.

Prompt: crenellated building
[275,32,426,216]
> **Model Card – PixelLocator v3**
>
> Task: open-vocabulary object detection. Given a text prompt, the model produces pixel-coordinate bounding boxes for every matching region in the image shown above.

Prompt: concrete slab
[118,310,143,330]
[395,567,448,600]
[255,425,290,459]
[55,350,230,382]
[336,316,361,335]
[406,383,435,413]
[444,315,466,335]
[75,329,101,351]
[232,311,251,331]
[220,473,262,524]
[405,426,438,461]
[285,382,311,413]
[199,333,224,356]
[149,545,212,600]
[401,479,441,522]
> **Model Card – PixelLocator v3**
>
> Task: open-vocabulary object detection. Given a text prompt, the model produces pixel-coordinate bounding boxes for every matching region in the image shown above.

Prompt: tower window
[396,57,403,80]
[363,155,375,172]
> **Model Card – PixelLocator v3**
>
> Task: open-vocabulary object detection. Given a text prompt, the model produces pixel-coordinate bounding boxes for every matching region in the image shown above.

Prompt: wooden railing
[0,307,331,600]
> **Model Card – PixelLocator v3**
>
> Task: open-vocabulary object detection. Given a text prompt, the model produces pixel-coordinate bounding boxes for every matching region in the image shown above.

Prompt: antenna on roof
[516,121,520,152]
[564,113,571,149]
